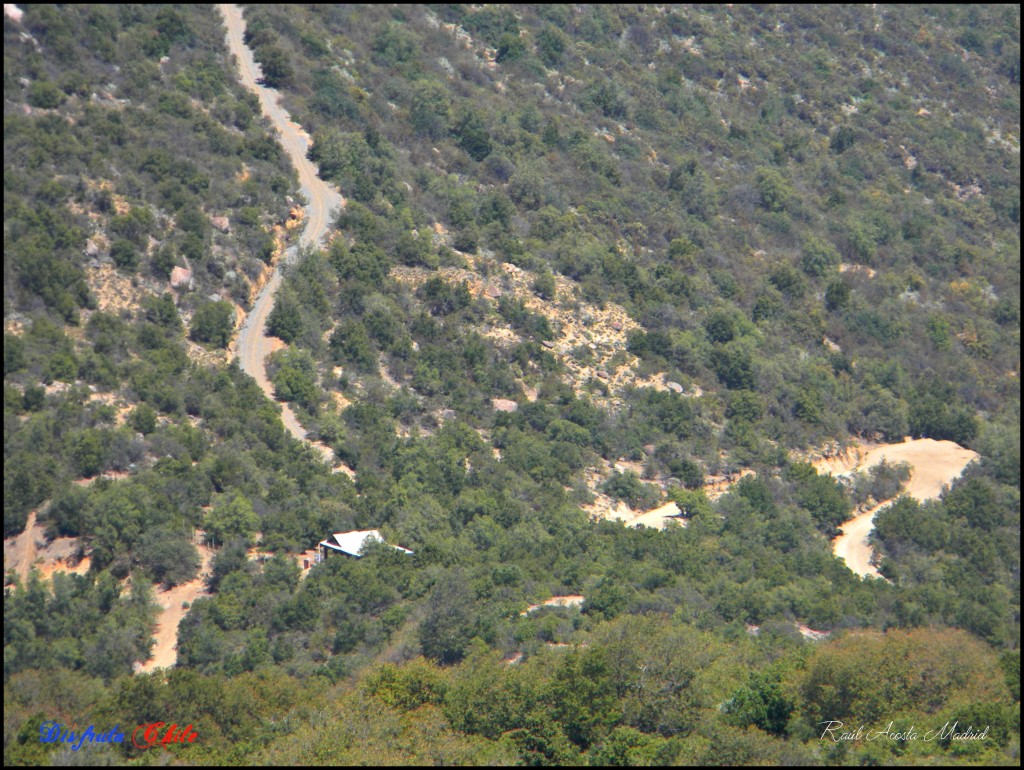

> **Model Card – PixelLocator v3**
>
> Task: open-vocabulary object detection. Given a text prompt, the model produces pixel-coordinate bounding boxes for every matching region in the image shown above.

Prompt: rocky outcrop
[169,266,193,289]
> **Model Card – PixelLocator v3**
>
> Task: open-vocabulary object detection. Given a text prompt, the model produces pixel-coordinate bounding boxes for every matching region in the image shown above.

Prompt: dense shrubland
[4,4,1019,765]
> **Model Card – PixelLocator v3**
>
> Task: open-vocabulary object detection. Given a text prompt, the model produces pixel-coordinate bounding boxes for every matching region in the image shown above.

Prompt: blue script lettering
[39,721,62,743]
[38,722,125,751]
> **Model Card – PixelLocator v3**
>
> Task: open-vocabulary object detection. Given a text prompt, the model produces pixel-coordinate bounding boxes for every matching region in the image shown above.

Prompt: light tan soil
[390,257,694,412]
[520,595,585,615]
[4,508,91,584]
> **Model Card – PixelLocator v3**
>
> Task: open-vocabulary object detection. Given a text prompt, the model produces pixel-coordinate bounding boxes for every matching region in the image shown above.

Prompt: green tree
[550,647,621,749]
[591,726,661,766]
[420,570,475,665]
[452,108,492,161]
[496,32,526,63]
[532,267,557,301]
[142,292,183,331]
[205,493,259,548]
[768,264,806,298]
[189,300,235,348]
[269,348,320,411]
[755,167,795,212]
[705,310,738,343]
[583,577,630,620]
[330,320,378,374]
[110,238,139,271]
[800,236,840,277]
[71,429,107,478]
[372,22,416,66]
[5,333,26,374]
[710,341,755,390]
[824,279,850,311]
[129,403,158,435]
[908,381,979,444]
[27,80,66,108]
[137,526,200,587]
[267,291,304,343]
[668,158,716,219]
[410,80,450,139]
[255,44,292,88]
[830,125,857,153]
[536,24,567,67]
[796,628,1011,734]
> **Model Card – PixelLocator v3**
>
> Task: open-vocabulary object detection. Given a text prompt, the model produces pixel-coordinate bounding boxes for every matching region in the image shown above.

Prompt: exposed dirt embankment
[520,595,585,615]
[814,438,979,578]
[4,509,91,583]
[392,251,698,412]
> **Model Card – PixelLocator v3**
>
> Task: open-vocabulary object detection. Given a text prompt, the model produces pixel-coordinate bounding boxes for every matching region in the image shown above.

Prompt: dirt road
[819,438,979,578]
[4,508,44,585]
[136,541,215,673]
[219,4,347,470]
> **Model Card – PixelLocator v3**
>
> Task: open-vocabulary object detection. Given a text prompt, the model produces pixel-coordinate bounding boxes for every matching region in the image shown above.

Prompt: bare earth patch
[86,263,152,315]
[839,262,877,278]
[3,509,91,584]
[521,595,585,615]
[626,501,686,530]
[391,253,694,412]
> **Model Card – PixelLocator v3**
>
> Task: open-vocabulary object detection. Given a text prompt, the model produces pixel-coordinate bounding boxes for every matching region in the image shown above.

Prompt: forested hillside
[4,4,1019,766]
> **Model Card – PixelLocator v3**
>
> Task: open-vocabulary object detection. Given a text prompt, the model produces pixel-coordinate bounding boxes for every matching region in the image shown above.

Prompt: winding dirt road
[133,7,354,678]
[220,4,348,469]
[819,438,979,578]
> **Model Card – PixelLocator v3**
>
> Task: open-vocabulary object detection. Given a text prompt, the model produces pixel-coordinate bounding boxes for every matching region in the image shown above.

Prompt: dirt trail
[219,5,352,476]
[4,508,44,584]
[816,438,979,578]
[136,541,215,673]
[625,501,687,530]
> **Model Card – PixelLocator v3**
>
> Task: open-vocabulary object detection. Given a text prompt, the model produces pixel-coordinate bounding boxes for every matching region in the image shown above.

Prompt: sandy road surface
[4,509,44,584]
[136,542,215,673]
[220,5,348,471]
[819,438,979,578]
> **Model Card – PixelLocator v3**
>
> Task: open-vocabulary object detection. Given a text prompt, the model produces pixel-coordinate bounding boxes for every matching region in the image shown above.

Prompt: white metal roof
[318,529,413,557]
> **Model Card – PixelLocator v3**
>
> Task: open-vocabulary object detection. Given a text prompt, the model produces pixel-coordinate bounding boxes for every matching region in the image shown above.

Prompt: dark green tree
[205,493,259,548]
[419,570,474,665]
[189,300,235,348]
[267,291,304,343]
[452,108,492,161]
[137,526,200,587]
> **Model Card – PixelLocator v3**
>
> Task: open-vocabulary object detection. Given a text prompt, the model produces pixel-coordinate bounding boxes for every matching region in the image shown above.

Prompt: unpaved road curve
[220,4,347,468]
[819,438,979,578]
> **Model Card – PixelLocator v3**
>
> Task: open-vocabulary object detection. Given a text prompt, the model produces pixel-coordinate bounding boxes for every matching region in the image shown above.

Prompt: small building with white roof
[317,529,413,561]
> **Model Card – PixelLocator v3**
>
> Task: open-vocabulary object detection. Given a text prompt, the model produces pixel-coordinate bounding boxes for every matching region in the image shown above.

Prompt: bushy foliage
[189,301,235,348]
[4,3,1019,766]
